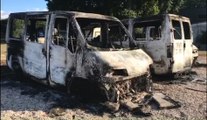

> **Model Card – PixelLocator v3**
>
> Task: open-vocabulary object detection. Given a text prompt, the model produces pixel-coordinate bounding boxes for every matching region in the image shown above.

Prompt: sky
[1,0,48,19]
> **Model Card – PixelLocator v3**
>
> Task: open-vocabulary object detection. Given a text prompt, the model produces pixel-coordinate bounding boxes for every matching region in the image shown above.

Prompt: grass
[199,51,207,57]
[1,43,7,61]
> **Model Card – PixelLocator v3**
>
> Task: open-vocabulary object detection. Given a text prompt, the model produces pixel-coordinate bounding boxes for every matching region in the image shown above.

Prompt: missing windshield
[76,18,130,49]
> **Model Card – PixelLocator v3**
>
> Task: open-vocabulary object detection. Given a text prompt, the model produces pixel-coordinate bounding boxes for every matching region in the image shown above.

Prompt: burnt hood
[93,49,153,76]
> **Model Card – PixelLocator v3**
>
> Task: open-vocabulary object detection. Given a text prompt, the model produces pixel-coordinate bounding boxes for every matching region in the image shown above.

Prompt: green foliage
[36,21,46,29]
[159,0,185,14]
[45,0,186,18]
[136,0,160,17]
[118,9,137,19]
[12,19,25,38]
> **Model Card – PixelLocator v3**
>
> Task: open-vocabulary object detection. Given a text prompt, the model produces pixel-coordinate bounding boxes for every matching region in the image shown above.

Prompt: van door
[6,15,25,70]
[182,21,193,68]
[145,26,164,60]
[171,19,184,72]
[49,15,76,85]
[23,15,48,79]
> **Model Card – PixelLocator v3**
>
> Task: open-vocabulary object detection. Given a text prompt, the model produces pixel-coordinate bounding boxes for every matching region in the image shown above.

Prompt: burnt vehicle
[122,14,198,75]
[6,11,153,107]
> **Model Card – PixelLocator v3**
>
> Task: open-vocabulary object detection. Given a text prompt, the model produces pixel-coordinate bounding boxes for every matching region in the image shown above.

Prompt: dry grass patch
[199,51,207,57]
[1,43,7,64]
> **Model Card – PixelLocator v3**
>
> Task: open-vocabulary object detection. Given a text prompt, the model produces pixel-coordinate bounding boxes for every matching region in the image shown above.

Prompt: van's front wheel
[12,61,24,81]
[66,77,73,95]
[66,77,108,102]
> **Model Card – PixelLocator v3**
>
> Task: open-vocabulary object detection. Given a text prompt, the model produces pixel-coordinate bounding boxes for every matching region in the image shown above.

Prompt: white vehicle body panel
[123,14,195,74]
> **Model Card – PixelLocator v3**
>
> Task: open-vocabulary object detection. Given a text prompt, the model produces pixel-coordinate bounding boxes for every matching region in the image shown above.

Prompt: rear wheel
[66,77,73,95]
[12,61,24,81]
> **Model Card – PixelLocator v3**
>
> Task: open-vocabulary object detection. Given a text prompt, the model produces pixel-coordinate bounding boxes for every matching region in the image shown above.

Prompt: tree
[158,0,185,14]
[45,0,185,18]
[45,0,122,15]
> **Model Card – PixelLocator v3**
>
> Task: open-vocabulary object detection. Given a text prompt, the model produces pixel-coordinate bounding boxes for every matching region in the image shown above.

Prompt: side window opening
[183,22,191,39]
[149,26,161,40]
[133,20,162,41]
[77,19,103,47]
[26,17,47,44]
[68,22,77,53]
[93,27,101,38]
[10,18,25,39]
[172,20,182,40]
[36,21,46,44]
[53,18,67,46]
[133,26,146,41]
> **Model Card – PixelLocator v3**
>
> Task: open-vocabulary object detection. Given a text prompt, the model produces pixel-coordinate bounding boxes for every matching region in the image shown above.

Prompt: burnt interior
[77,18,130,49]
[133,20,162,41]
[26,18,47,43]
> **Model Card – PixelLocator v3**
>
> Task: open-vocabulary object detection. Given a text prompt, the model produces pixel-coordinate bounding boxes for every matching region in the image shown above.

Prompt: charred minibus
[122,14,198,75]
[6,11,153,106]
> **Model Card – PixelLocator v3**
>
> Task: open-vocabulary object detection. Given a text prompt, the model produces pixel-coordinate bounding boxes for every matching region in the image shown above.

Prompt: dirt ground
[1,44,207,120]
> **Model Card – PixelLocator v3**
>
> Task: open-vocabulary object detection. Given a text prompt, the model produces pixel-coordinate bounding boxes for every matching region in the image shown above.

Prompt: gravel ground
[1,56,206,120]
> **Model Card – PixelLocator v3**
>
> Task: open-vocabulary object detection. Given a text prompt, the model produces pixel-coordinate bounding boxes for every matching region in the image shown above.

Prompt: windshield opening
[76,18,130,49]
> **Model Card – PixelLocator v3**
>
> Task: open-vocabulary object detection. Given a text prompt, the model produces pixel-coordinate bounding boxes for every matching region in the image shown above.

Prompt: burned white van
[123,14,198,75]
[6,11,153,105]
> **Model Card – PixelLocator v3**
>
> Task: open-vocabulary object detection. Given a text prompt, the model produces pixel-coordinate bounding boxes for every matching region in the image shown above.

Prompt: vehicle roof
[134,14,189,22]
[9,11,119,21]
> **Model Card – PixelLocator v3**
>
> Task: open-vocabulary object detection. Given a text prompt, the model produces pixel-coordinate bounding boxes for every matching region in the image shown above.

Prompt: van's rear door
[171,19,185,73]
[182,21,193,68]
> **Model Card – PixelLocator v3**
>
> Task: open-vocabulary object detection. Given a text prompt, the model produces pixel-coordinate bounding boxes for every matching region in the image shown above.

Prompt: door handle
[184,43,186,48]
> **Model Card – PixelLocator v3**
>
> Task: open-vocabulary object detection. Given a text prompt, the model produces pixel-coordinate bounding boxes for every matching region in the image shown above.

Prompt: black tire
[66,77,107,102]
[12,62,24,81]
[66,77,73,95]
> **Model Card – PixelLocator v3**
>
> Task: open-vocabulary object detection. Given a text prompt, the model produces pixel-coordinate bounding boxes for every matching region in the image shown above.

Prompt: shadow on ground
[1,64,196,118]
[0,65,118,117]
[194,62,207,68]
